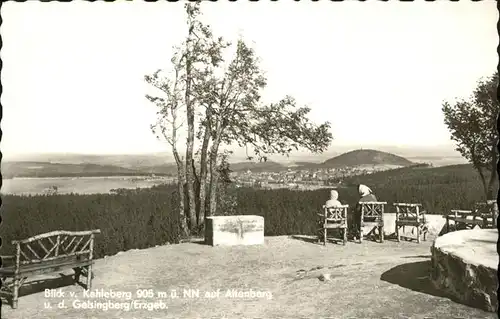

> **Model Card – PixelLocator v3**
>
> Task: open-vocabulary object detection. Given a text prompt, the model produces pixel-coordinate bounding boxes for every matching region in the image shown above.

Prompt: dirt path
[1,235,495,319]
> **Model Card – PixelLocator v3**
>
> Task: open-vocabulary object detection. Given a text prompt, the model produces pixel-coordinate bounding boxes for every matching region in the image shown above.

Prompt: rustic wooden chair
[357,201,386,243]
[317,204,349,246]
[394,203,428,243]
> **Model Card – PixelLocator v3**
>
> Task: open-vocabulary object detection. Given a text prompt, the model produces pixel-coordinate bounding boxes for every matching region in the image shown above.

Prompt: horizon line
[1,143,459,157]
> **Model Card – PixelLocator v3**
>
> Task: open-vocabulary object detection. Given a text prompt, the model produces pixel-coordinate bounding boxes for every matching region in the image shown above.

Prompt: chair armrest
[0,255,15,259]
[448,210,473,218]
[451,209,473,214]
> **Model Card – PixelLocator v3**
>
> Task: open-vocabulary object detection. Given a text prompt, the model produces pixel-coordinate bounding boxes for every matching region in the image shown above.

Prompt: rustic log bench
[444,209,493,233]
[445,201,497,233]
[0,229,100,309]
[474,200,498,228]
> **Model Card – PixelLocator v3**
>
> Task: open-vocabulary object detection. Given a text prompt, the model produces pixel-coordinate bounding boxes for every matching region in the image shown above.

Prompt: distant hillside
[130,163,178,175]
[3,149,457,177]
[4,153,175,169]
[1,160,287,178]
[292,161,320,167]
[332,163,496,212]
[339,163,497,203]
[406,156,468,167]
[341,163,477,187]
[1,161,172,179]
[320,149,413,168]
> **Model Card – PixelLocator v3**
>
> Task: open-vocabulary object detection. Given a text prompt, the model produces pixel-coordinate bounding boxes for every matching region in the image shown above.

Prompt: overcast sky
[1,1,497,158]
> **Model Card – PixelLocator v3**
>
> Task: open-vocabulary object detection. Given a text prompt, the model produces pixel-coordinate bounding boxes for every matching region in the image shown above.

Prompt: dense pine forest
[1,163,496,260]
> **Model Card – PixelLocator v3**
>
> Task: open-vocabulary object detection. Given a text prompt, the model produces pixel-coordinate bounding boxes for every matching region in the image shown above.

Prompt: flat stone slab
[205,215,264,247]
[434,228,498,269]
[431,228,498,312]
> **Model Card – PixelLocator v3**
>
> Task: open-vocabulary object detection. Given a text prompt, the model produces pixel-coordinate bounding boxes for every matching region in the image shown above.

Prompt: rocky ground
[1,234,496,319]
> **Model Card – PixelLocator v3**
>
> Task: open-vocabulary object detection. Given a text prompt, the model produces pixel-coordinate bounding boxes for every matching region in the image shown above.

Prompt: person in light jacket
[325,189,342,208]
[319,189,344,243]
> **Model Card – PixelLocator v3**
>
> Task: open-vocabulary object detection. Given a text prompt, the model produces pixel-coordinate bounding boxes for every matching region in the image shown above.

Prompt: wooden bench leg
[343,228,347,245]
[365,227,373,240]
[74,267,81,285]
[12,276,20,309]
[416,226,421,244]
[86,265,93,290]
[379,226,384,243]
[359,226,363,244]
[396,225,400,242]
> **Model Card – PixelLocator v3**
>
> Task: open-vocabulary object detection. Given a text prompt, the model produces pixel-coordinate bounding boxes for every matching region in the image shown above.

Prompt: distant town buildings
[230,165,401,190]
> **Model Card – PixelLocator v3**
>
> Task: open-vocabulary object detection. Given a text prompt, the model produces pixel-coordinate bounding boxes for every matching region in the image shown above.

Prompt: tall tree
[181,2,228,229]
[146,2,226,233]
[146,2,333,235]
[442,71,499,200]
[196,40,333,217]
[144,59,189,238]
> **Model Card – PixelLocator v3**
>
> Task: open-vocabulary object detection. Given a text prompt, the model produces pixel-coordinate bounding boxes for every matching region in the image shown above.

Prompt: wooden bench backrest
[394,203,424,220]
[359,202,387,221]
[474,201,497,215]
[11,230,101,267]
[449,209,473,217]
[323,204,349,221]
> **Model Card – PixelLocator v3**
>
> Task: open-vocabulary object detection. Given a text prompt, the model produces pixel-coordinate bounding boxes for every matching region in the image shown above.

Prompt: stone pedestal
[205,215,264,246]
[430,228,498,312]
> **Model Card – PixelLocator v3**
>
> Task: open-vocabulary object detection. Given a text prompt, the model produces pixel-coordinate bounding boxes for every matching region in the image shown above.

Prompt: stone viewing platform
[430,228,498,312]
[205,215,265,246]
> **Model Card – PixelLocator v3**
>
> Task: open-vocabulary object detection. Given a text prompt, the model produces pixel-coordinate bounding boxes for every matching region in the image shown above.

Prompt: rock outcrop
[430,229,498,312]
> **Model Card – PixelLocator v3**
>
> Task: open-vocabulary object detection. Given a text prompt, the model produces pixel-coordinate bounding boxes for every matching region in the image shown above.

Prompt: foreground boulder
[430,228,498,312]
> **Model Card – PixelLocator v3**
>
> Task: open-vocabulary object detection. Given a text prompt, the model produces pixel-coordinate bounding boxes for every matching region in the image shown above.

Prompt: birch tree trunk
[173,153,189,238]
[207,138,222,217]
[184,30,197,230]
[197,123,211,225]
